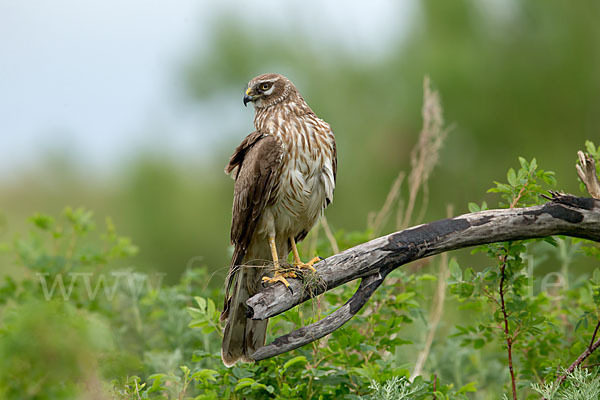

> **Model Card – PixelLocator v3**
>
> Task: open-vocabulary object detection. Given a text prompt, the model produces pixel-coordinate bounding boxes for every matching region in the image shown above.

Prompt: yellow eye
[260,83,271,91]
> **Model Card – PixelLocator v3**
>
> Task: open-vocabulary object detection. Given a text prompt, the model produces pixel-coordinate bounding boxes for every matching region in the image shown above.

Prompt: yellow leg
[269,236,279,269]
[290,237,319,272]
[262,236,294,287]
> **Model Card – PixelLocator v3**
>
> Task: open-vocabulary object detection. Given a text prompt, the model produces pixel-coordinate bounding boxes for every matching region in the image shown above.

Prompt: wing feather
[222,132,283,316]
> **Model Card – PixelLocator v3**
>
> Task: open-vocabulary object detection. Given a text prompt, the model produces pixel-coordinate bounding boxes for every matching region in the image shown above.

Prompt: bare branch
[248,194,600,361]
[577,151,600,199]
[251,272,385,360]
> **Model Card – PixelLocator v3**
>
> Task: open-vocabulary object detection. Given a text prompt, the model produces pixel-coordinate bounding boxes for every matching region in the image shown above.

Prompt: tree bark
[247,194,600,361]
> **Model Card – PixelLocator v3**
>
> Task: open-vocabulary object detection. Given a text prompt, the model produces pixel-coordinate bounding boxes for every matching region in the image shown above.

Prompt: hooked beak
[243,88,254,107]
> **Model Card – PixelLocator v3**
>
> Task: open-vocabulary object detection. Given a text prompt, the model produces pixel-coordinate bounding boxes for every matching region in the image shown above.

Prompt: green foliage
[0,207,473,399]
[487,157,556,208]
[0,300,113,400]
[356,375,478,400]
[358,376,427,400]
[448,153,600,397]
[531,367,600,400]
[2,144,600,398]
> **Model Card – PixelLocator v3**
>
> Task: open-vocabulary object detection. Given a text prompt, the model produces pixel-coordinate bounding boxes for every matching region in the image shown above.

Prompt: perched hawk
[220,73,337,366]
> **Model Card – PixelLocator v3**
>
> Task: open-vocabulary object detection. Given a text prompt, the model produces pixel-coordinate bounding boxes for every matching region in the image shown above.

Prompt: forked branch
[248,194,600,361]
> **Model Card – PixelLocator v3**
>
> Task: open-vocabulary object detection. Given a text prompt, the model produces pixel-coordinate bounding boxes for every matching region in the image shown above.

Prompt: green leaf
[29,213,55,231]
[518,157,528,170]
[187,307,204,318]
[449,258,462,281]
[192,369,218,382]
[234,377,255,392]
[468,202,480,213]
[463,267,474,281]
[575,314,589,332]
[585,140,596,155]
[207,298,216,318]
[489,182,513,193]
[63,206,95,233]
[359,344,378,352]
[542,171,557,187]
[529,157,537,172]
[457,381,478,394]
[507,168,517,187]
[147,374,166,392]
[188,319,208,328]
[396,292,416,302]
[195,296,207,312]
[201,325,215,334]
[283,356,307,372]
[417,273,437,281]
[250,382,268,391]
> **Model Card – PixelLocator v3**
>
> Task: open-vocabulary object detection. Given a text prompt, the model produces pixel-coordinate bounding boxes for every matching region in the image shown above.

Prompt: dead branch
[577,151,600,199]
[247,194,600,361]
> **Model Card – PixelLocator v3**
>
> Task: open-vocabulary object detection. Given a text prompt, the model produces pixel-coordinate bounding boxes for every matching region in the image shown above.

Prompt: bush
[1,143,599,398]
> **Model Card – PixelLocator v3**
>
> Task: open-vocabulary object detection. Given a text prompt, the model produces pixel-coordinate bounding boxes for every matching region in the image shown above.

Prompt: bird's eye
[260,83,271,91]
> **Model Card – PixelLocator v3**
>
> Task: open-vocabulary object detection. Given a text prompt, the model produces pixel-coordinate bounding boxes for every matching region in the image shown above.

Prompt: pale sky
[0,0,412,180]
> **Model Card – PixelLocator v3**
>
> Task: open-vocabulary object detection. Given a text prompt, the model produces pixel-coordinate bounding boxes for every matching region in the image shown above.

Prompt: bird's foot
[293,256,322,272]
[262,270,296,288]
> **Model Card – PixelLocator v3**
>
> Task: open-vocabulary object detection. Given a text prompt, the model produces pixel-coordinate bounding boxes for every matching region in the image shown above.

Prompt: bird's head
[243,73,293,108]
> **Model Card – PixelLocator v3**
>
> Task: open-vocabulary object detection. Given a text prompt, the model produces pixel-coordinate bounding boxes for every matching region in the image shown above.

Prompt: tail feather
[221,261,267,366]
[221,240,289,366]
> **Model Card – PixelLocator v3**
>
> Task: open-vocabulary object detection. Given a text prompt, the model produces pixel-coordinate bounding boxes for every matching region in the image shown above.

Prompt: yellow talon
[262,236,320,288]
[293,259,318,272]
[302,256,321,271]
[262,235,299,288]
[290,237,320,272]
[262,271,295,287]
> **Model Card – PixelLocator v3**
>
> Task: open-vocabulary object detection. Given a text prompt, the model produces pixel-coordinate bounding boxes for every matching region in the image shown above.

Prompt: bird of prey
[220,73,337,366]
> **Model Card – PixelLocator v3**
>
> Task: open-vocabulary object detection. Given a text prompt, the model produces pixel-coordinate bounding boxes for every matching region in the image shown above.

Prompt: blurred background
[2,0,599,283]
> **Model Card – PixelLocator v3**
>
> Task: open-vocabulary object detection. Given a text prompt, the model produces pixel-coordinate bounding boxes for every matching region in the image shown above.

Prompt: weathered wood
[248,194,600,360]
[577,151,600,199]
[251,272,386,360]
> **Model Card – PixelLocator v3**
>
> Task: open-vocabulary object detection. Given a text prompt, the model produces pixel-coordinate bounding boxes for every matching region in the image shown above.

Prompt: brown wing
[225,131,265,178]
[223,132,283,308]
